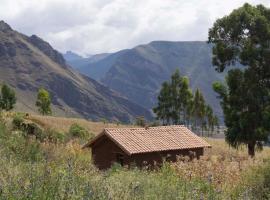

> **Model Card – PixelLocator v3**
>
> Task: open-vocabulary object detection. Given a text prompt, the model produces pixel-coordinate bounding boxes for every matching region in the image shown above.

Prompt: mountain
[66,41,228,120]
[63,52,115,80]
[63,51,84,62]
[0,21,152,122]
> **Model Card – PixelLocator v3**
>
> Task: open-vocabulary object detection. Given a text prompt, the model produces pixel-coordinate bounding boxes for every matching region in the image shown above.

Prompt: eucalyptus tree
[154,70,216,131]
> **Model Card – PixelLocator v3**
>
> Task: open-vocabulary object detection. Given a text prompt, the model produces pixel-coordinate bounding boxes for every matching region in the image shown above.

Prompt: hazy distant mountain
[66,41,228,120]
[0,21,152,122]
[63,51,115,80]
[63,51,83,62]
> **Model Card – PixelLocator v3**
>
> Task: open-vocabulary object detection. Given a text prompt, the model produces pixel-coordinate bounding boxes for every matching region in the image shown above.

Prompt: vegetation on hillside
[36,88,52,115]
[0,84,16,111]
[0,113,269,199]
[209,3,270,157]
[153,70,218,136]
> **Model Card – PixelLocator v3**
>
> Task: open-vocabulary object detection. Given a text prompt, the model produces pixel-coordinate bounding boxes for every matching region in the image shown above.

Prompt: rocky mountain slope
[63,51,116,80]
[65,41,228,119]
[0,21,152,122]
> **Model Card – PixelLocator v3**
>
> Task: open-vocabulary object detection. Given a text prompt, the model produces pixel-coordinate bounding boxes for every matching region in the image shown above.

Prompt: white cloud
[0,0,269,55]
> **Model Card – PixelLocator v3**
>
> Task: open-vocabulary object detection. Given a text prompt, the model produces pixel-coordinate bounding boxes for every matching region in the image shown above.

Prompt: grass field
[27,114,133,135]
[0,112,269,199]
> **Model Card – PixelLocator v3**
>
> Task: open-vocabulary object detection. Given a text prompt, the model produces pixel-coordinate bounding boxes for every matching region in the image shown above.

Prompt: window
[116,153,124,166]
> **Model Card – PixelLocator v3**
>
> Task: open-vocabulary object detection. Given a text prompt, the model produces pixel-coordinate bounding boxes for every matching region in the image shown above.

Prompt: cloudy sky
[1,0,269,55]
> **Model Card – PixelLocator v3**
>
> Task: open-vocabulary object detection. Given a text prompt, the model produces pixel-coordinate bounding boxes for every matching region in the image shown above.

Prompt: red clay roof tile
[84,125,211,155]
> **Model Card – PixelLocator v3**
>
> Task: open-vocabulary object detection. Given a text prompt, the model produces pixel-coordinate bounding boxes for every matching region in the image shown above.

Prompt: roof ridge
[105,125,186,130]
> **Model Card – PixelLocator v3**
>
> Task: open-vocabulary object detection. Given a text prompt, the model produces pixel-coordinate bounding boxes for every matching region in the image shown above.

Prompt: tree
[192,89,206,135]
[36,88,52,115]
[154,70,216,129]
[179,77,193,125]
[170,69,182,124]
[205,105,219,136]
[153,82,172,125]
[209,3,270,157]
[0,84,16,111]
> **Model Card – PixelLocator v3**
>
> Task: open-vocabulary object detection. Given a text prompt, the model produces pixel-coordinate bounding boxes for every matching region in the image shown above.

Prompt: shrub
[46,129,66,143]
[12,114,24,129]
[68,123,89,139]
[1,124,43,162]
[23,122,46,141]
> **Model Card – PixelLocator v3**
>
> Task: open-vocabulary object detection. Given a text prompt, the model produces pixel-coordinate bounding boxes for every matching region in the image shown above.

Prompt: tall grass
[27,114,133,135]
[0,115,269,199]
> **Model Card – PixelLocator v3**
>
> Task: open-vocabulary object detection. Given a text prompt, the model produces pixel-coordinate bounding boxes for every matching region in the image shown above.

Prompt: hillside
[63,51,123,80]
[65,41,227,120]
[0,21,152,122]
[27,114,134,135]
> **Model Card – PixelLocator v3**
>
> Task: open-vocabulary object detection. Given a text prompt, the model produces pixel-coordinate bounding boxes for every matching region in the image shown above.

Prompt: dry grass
[5,112,270,191]
[173,138,270,194]
[27,114,135,135]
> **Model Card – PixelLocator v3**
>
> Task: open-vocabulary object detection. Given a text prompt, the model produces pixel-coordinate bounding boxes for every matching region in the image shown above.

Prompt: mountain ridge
[65,40,227,120]
[0,21,152,122]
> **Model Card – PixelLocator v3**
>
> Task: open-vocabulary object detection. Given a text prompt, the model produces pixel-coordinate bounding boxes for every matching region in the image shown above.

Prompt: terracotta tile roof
[83,125,211,155]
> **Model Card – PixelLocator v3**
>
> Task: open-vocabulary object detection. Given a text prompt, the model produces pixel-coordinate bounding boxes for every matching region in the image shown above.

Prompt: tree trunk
[248,142,255,158]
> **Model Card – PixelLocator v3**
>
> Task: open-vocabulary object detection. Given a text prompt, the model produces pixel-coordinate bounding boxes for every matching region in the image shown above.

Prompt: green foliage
[0,124,43,162]
[36,88,52,115]
[209,3,270,156]
[68,123,93,140]
[154,70,218,135]
[153,81,171,125]
[24,123,46,141]
[45,129,66,143]
[12,115,65,144]
[12,114,24,130]
[192,89,206,132]
[154,70,195,125]
[0,83,16,111]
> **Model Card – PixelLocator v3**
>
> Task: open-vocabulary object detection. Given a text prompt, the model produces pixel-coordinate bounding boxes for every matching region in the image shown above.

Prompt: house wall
[91,135,204,170]
[91,135,128,170]
[127,148,204,168]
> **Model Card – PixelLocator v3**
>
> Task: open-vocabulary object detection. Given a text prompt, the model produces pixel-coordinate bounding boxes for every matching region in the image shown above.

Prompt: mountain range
[0,21,152,122]
[64,41,227,120]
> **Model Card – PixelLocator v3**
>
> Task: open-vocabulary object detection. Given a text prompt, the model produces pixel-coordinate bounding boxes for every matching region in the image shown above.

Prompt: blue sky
[1,0,269,55]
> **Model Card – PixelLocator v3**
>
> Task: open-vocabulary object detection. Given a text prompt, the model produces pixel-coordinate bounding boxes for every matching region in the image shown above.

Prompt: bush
[12,114,24,129]
[23,122,46,141]
[1,123,43,162]
[68,123,89,140]
[46,129,66,143]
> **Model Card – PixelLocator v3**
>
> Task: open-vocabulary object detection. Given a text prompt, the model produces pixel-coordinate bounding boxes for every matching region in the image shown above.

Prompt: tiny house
[83,125,211,170]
